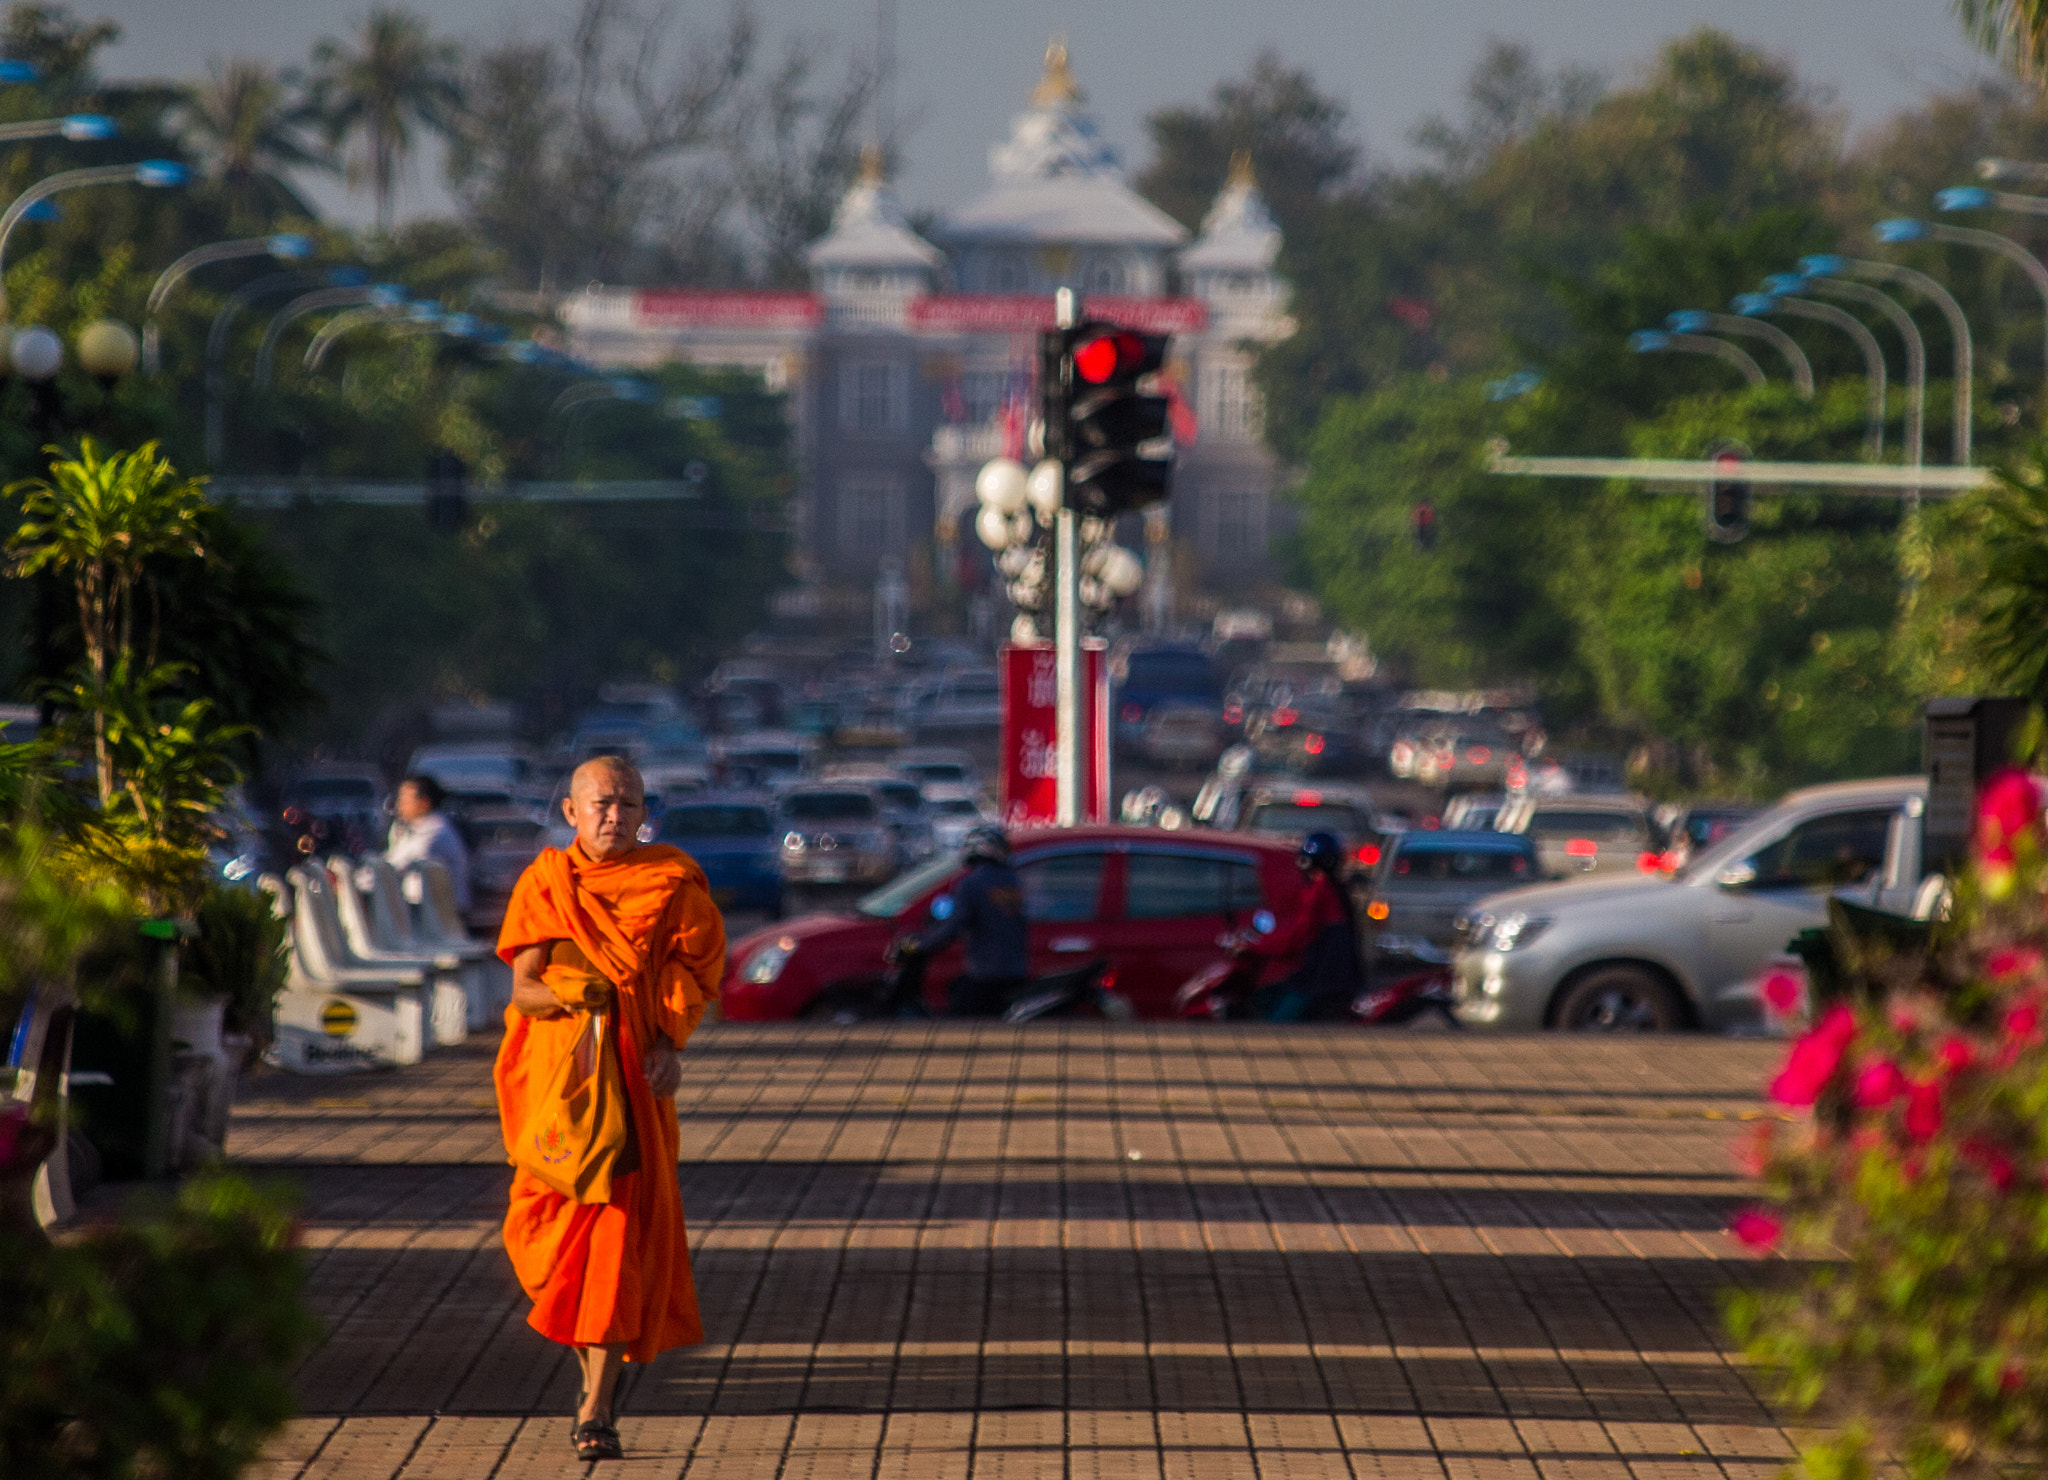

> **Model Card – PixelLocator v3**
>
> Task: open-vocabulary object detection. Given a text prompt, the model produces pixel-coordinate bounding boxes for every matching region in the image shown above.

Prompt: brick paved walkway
[233,1024,1794,1479]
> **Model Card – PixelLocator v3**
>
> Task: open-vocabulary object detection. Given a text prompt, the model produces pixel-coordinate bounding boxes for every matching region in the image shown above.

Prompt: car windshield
[857,851,963,918]
[930,798,981,816]
[735,750,801,770]
[1525,809,1645,841]
[783,792,876,822]
[876,782,923,810]
[287,778,378,805]
[1246,801,1369,837]
[1125,652,1217,693]
[1384,845,1533,883]
[663,805,772,839]
[902,763,968,784]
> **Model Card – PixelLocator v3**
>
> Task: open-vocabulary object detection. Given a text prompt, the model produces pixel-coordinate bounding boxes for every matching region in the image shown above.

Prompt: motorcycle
[1173,915,1461,1027]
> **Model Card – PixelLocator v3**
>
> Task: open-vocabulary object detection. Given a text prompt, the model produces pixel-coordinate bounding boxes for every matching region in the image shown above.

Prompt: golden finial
[858,141,886,185]
[1226,148,1256,189]
[1030,36,1079,106]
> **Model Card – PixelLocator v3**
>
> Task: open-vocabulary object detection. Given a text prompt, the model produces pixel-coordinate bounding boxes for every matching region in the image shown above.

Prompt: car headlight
[1485,912,1551,952]
[782,831,806,852]
[744,935,798,984]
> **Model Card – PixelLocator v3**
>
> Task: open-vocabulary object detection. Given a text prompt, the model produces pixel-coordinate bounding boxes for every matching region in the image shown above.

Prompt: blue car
[1112,644,1220,753]
[658,793,784,917]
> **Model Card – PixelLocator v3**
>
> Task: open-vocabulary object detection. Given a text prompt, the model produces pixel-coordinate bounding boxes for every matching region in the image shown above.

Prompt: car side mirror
[1251,909,1275,935]
[930,893,955,922]
[1716,862,1757,889]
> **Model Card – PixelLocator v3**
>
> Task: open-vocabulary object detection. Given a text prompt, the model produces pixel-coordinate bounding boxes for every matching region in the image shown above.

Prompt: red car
[721,825,1310,1020]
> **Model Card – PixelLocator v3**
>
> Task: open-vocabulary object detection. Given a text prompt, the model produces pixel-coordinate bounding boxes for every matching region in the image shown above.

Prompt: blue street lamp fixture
[1886,213,2048,417]
[1735,288,1888,458]
[0,159,189,316]
[0,112,118,144]
[1628,328,1766,387]
[1665,309,1813,397]
[143,231,317,374]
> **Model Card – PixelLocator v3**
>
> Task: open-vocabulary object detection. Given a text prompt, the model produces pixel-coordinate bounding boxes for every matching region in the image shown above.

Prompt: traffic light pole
[1053,287,1081,827]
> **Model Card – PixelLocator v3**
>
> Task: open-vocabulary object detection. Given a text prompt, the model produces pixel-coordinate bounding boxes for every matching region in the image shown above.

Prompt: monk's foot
[572,1419,623,1460]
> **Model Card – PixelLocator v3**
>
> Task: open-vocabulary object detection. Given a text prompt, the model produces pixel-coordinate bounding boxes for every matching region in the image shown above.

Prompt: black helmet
[962,825,1010,866]
[1297,830,1345,874]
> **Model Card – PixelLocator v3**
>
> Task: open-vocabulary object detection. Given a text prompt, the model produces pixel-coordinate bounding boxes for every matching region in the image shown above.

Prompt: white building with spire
[560,42,1293,604]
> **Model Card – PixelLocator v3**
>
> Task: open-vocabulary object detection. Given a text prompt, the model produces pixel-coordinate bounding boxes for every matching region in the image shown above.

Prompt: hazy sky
[101,1,1997,227]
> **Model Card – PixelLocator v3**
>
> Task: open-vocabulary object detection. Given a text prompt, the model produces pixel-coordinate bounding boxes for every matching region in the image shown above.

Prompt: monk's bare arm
[511,943,567,1018]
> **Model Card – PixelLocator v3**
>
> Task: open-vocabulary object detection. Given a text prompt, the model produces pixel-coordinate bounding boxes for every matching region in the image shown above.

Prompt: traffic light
[1703,442,1749,543]
[1411,501,1437,551]
[1045,321,1172,516]
[426,450,469,535]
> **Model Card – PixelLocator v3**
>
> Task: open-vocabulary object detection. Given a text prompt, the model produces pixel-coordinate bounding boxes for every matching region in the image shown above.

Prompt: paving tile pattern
[233,1023,1793,1479]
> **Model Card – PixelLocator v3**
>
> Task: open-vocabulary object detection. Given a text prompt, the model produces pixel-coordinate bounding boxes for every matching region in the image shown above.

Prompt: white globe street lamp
[1026,458,1064,522]
[975,456,1028,515]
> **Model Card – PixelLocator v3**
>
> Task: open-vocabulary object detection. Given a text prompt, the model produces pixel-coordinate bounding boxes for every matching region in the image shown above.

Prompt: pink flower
[1937,1036,1976,1076]
[1988,947,2044,981]
[1760,968,1804,1015]
[1976,769,2044,866]
[1728,1207,1783,1251]
[1770,1004,1857,1107]
[1853,1059,1906,1109]
[1904,1079,1944,1142]
[2005,1001,2043,1046]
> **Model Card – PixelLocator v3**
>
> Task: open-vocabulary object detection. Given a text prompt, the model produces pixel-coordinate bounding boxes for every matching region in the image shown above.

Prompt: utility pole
[1053,287,1080,826]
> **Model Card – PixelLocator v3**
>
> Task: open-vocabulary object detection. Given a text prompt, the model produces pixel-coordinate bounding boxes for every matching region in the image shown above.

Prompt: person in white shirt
[386,774,472,912]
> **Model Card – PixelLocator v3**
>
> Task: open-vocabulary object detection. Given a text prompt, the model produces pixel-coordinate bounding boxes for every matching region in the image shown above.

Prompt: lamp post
[1626,329,1766,387]
[1803,254,1971,466]
[0,160,188,318]
[1785,273,1925,486]
[1914,204,2048,421]
[253,283,405,387]
[142,232,314,375]
[1665,310,1813,396]
[302,302,404,372]
[1739,287,1887,458]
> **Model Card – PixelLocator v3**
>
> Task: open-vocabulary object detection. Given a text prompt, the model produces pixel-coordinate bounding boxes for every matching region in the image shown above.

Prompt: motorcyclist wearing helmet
[900,825,1029,1017]
[1253,830,1363,1021]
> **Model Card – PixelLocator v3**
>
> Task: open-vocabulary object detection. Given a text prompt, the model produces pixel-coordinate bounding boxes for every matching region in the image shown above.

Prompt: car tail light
[1304,733,1325,755]
[1355,843,1381,867]
[1121,703,1143,723]
[1223,703,1242,724]
[1366,900,1390,921]
[1637,851,1666,873]
[1564,839,1598,858]
[1297,789,1322,806]
[1467,746,1490,764]
[1421,816,1439,830]
[1506,758,1527,788]
[1273,706,1297,726]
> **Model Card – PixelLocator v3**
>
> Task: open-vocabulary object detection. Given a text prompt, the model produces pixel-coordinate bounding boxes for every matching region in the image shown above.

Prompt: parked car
[894,747,981,791]
[712,731,817,789]
[921,782,996,851]
[1453,776,1928,1032]
[907,670,1002,738]
[1113,645,1220,754]
[1441,792,1509,832]
[722,826,1309,1020]
[819,764,939,862]
[1363,830,1539,973]
[659,793,784,917]
[403,742,543,803]
[1653,802,1762,871]
[1136,701,1225,769]
[277,763,388,858]
[1231,780,1396,869]
[632,717,712,800]
[1495,795,1655,880]
[465,806,550,931]
[1413,724,1518,792]
[777,785,902,890]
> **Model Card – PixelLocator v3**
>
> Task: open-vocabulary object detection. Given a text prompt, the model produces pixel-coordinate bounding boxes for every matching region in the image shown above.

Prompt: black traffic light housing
[1704,441,1750,544]
[1044,321,1172,516]
[427,450,469,535]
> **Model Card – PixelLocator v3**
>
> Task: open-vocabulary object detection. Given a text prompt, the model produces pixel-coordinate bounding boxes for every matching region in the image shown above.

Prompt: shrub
[1728,768,2048,1478]
[180,885,289,1051]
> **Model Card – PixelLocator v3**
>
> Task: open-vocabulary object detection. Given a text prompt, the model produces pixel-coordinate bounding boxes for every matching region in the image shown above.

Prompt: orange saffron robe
[494,842,725,1360]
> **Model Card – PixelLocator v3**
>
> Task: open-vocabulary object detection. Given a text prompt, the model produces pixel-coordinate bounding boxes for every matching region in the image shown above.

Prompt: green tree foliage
[171,57,331,233]
[305,6,464,233]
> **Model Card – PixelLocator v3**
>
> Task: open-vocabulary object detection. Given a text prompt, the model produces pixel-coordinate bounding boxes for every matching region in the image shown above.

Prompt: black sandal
[572,1419,623,1461]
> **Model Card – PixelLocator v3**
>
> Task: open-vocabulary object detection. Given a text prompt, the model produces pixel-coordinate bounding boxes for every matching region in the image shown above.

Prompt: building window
[1085,256,1126,293]
[1213,490,1263,558]
[1201,362,1262,442]
[839,478,905,554]
[990,253,1027,291]
[840,359,906,432]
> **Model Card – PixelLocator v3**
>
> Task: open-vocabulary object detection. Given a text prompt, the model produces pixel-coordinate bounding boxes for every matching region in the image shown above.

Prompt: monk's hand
[541,963,613,1011]
[643,1041,682,1098]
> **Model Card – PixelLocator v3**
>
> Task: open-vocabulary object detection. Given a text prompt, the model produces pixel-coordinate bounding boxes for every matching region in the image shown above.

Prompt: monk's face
[564,760,647,860]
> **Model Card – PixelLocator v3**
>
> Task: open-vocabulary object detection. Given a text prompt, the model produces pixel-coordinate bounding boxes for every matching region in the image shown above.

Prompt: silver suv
[1452,776,1928,1031]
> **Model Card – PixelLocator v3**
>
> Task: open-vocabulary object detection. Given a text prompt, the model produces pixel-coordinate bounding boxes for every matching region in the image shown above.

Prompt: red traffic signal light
[1043,319,1174,516]
[1073,329,1151,385]
[1704,441,1750,543]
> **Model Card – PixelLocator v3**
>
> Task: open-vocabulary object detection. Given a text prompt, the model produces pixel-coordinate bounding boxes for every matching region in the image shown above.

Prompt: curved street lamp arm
[0,163,147,313]
[255,287,374,387]
[1701,313,1813,397]
[204,270,320,466]
[1809,279,1925,471]
[1659,333,1766,387]
[1846,259,1971,465]
[142,236,280,375]
[1768,298,1886,457]
[548,382,623,417]
[303,304,403,372]
[1928,222,2048,416]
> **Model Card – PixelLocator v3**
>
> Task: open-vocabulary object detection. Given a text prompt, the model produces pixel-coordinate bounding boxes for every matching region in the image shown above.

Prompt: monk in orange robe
[494,755,724,1460]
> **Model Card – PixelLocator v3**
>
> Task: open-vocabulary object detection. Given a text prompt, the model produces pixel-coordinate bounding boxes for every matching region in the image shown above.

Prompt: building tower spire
[1030,36,1080,107]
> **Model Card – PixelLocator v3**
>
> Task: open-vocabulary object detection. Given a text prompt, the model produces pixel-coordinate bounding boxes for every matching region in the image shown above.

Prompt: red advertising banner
[999,641,1109,827]
[908,294,1208,336]
[632,290,824,329]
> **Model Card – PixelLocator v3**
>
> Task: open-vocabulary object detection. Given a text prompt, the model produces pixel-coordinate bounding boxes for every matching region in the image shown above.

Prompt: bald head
[563,756,648,860]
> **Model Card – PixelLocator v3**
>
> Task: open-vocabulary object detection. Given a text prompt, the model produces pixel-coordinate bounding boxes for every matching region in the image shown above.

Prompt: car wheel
[1553,966,1683,1032]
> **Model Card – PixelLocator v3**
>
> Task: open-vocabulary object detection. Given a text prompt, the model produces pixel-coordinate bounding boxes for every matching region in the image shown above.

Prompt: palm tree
[306,8,463,232]
[174,57,332,229]
[4,442,211,806]
[1955,0,2048,84]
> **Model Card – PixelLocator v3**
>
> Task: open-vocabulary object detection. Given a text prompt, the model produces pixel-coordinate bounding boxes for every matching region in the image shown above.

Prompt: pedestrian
[385,773,472,914]
[898,824,1027,1016]
[493,756,725,1461]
